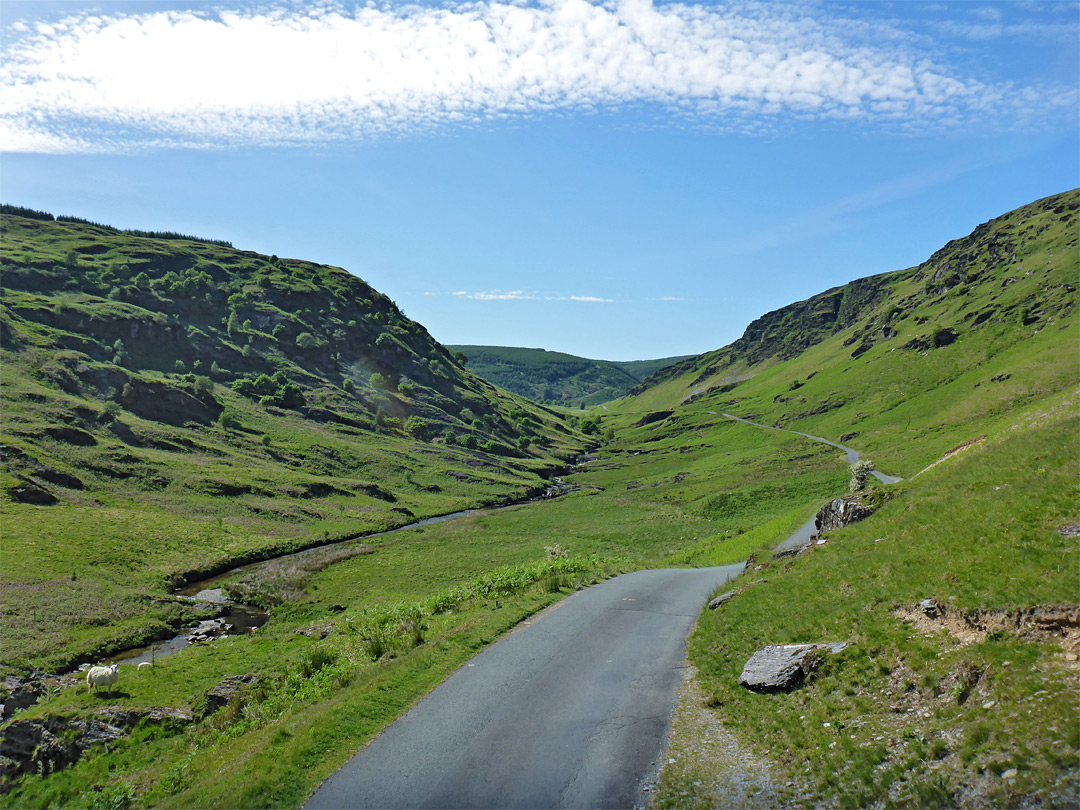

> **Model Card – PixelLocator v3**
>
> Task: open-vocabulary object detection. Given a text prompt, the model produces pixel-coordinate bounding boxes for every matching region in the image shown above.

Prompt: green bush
[404,416,430,440]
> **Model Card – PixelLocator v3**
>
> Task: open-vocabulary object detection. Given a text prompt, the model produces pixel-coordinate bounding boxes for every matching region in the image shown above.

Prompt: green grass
[678,412,1078,808]
[2,193,1077,809]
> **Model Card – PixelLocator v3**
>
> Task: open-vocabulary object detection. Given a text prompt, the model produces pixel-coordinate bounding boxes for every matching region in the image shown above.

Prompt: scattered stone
[1002,768,1018,779]
[296,625,333,639]
[739,642,849,693]
[708,590,738,610]
[186,618,234,645]
[1059,522,1080,538]
[919,598,944,618]
[204,674,257,716]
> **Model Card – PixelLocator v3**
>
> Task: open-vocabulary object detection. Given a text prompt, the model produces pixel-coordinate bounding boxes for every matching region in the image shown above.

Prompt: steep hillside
[0,207,583,672]
[595,189,1079,807]
[617,189,1078,472]
[449,344,692,406]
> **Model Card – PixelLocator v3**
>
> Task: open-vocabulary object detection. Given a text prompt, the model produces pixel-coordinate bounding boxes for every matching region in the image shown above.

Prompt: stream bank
[102,478,577,670]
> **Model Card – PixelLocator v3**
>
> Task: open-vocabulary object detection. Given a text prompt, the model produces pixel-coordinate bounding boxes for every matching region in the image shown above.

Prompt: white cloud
[444,289,614,302]
[1,0,1074,153]
[469,290,537,300]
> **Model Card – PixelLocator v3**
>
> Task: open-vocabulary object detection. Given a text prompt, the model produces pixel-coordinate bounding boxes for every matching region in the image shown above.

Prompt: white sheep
[86,664,120,696]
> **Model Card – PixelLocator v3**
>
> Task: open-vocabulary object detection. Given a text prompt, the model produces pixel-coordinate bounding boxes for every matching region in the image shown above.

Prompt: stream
[105,482,573,669]
[104,419,895,669]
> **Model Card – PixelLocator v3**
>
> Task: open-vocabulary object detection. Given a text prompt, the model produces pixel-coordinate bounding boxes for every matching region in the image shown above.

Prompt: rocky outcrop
[204,674,257,716]
[739,642,849,693]
[814,495,875,533]
[117,379,222,426]
[0,707,191,778]
[1,672,81,719]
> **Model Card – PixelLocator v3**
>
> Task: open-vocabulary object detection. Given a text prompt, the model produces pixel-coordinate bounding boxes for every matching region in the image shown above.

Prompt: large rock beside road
[739,642,849,693]
[815,495,875,532]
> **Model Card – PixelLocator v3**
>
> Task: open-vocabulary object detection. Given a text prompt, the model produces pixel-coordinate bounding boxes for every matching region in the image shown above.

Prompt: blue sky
[2,1,1077,361]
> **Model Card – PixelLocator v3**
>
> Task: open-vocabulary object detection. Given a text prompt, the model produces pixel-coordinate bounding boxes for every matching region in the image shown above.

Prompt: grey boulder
[739,642,849,693]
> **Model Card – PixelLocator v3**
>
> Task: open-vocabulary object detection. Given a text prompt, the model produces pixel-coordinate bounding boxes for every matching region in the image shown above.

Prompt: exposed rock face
[43,426,97,446]
[635,410,673,427]
[739,643,849,693]
[8,480,57,505]
[117,378,222,426]
[814,495,875,533]
[204,674,257,716]
[0,707,191,778]
[1,672,81,719]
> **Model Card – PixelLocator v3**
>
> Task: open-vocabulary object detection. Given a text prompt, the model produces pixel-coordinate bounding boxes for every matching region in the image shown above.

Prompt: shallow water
[102,492,568,668]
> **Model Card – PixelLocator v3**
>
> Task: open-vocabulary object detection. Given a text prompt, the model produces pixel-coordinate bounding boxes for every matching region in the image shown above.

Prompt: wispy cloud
[470,290,536,301]
[2,0,1074,153]
[427,289,614,302]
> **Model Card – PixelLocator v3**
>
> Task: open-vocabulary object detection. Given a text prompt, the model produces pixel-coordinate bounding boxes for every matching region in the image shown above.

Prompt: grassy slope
[449,344,693,406]
[0,213,585,673]
[1,192,1076,809]
[598,189,1079,807]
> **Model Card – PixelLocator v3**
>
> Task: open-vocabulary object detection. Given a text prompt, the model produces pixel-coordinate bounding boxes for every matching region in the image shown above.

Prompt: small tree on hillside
[849,459,874,493]
[404,416,430,440]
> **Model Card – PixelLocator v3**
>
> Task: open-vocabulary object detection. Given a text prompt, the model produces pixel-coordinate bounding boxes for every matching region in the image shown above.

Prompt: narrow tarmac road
[305,564,744,810]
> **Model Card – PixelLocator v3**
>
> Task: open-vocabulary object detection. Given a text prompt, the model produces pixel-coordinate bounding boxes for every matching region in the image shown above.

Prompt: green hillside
[0,206,585,674]
[1,192,1076,810]
[597,188,1080,807]
[448,344,693,406]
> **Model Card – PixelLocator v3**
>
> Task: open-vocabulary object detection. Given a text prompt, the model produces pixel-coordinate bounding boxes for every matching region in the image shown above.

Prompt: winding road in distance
[305,564,744,810]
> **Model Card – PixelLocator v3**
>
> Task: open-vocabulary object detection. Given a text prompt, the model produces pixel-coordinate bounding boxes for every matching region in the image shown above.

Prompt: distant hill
[447,345,694,407]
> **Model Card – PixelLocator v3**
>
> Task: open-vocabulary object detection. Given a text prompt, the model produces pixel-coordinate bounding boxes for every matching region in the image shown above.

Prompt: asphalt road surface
[305,564,744,810]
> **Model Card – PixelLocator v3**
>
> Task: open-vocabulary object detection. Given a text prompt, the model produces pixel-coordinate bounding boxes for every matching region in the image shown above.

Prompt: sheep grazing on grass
[86,664,120,696]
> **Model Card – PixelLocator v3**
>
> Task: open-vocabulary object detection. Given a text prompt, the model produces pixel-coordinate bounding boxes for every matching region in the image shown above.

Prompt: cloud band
[2,0,1075,153]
